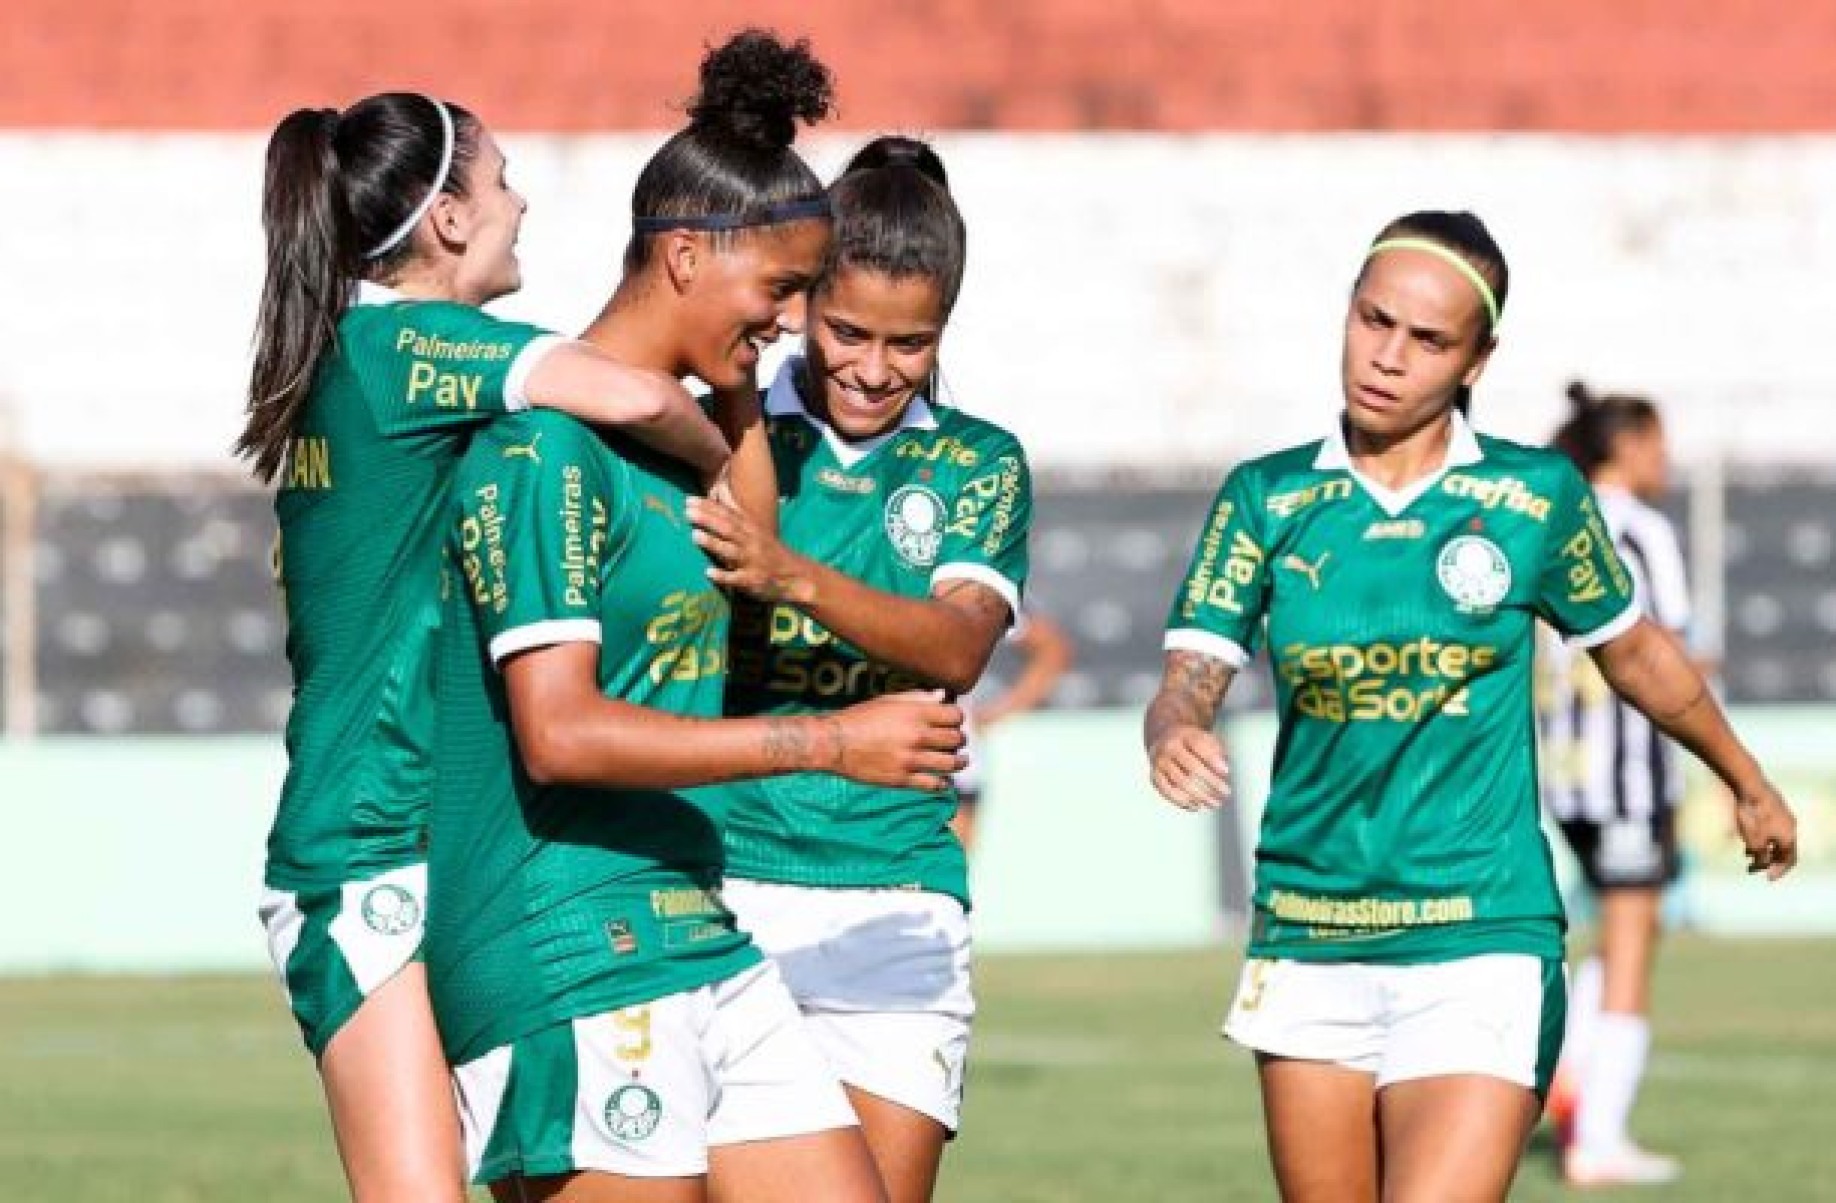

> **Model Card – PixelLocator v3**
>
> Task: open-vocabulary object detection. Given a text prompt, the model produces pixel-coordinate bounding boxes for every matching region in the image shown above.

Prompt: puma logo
[642,493,680,526]
[501,432,542,464]
[1281,551,1330,590]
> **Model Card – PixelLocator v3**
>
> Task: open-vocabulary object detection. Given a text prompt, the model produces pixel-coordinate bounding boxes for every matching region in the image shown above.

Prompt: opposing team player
[241,93,733,1203]
[429,35,963,1203]
[1541,382,1695,1186]
[1143,211,1798,1202]
[688,136,1032,1203]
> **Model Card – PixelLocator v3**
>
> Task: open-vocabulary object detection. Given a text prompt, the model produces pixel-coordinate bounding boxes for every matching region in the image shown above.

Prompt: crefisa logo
[1435,534,1512,611]
[884,484,946,568]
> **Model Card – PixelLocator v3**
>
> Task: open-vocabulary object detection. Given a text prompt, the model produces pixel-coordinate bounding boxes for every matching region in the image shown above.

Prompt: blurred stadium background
[1,2,1833,1198]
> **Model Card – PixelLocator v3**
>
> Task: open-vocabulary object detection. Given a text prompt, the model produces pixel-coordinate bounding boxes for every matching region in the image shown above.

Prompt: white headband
[364,96,455,260]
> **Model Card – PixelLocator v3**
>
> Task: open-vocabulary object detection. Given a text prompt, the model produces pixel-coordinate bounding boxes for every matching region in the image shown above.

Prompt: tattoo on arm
[1144,651,1234,749]
[763,718,812,772]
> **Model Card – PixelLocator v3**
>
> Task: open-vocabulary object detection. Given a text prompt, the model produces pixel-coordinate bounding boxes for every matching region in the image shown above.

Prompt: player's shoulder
[462,409,601,472]
[928,401,1026,459]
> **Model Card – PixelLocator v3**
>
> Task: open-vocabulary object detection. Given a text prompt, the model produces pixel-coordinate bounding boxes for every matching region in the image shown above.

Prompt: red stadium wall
[7,0,1836,132]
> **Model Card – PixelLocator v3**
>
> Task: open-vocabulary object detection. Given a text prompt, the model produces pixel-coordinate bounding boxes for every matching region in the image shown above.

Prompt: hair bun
[688,29,833,153]
[841,135,950,191]
[1565,379,1597,410]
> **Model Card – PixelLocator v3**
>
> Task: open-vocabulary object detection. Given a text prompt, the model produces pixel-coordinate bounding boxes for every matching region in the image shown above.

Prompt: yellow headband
[1367,237,1500,330]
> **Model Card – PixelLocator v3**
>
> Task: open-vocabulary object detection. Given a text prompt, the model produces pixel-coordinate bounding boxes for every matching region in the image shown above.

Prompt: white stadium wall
[4,134,1836,473]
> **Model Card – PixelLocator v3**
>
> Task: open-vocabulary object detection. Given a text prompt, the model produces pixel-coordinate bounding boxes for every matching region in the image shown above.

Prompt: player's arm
[502,643,962,791]
[975,613,1075,728]
[1144,650,1235,812]
[704,380,778,532]
[524,342,729,479]
[1590,618,1797,879]
[684,506,1010,694]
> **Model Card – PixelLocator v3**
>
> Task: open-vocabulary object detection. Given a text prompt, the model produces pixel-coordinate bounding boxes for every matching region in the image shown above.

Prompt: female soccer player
[242,92,734,1203]
[1541,382,1693,1186]
[1143,211,1798,1203]
[430,36,962,1203]
[687,135,1033,1203]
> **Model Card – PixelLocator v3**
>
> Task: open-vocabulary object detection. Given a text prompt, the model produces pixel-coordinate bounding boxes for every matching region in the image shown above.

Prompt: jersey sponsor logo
[460,483,510,615]
[1182,503,1264,619]
[283,436,334,491]
[405,362,486,410]
[559,467,611,609]
[1436,534,1512,611]
[896,435,980,468]
[605,919,639,956]
[816,466,876,494]
[1268,889,1475,928]
[604,1083,663,1142]
[1265,477,1353,519]
[1280,551,1331,591]
[360,884,421,936]
[393,327,516,363]
[1277,638,1497,723]
[500,432,542,464]
[1363,518,1424,541]
[970,455,1026,558]
[885,484,947,568]
[735,603,927,700]
[1557,501,1632,605]
[1442,473,1552,522]
[645,589,727,685]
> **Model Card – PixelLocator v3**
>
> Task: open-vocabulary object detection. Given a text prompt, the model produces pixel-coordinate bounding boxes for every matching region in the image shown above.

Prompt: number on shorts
[1238,959,1274,1013]
[611,1006,653,1064]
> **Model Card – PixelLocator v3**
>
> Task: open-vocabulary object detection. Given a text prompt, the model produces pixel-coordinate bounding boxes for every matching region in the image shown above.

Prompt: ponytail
[1550,380,1660,477]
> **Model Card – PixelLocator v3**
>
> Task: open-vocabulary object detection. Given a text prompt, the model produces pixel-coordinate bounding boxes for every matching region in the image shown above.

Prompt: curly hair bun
[689,29,834,152]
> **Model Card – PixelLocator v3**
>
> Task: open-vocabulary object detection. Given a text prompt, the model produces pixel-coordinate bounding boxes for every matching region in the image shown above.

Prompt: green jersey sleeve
[356,301,564,438]
[1163,465,1272,668]
[931,441,1032,616]
[1534,459,1639,647]
[453,413,618,664]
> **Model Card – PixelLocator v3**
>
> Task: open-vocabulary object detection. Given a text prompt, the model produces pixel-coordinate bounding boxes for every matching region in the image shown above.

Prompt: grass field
[2,938,1832,1201]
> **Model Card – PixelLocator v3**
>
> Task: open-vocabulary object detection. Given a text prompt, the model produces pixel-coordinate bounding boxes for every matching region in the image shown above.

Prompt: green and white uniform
[1166,413,1637,1093]
[258,282,561,1056]
[714,360,1033,1130]
[432,410,851,1184]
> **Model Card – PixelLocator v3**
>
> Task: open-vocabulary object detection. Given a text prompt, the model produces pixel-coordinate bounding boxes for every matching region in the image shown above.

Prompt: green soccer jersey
[714,361,1033,905]
[266,283,560,890]
[1166,413,1637,964]
[429,409,758,1065]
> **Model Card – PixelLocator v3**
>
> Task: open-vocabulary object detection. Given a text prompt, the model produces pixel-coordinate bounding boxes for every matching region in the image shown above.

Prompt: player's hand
[687,495,811,604]
[1149,726,1231,812]
[1733,779,1798,881]
[825,691,966,791]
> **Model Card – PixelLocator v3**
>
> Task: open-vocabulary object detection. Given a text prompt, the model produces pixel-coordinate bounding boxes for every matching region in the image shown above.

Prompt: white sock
[1576,1011,1650,1151]
[1559,955,1604,1083]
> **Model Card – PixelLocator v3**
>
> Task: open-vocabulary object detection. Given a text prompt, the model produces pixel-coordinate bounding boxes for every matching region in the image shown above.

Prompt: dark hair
[624,30,833,271]
[820,135,968,319]
[1551,380,1661,477]
[1359,210,1509,415]
[239,93,481,481]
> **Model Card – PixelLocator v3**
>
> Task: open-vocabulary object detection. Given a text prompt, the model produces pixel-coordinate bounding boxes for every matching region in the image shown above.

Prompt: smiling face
[1340,244,1496,442]
[677,219,830,391]
[804,267,948,440]
[445,130,528,307]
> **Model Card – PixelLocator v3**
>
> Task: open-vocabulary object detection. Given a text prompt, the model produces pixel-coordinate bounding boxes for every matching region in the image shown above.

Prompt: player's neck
[581,281,682,377]
[1346,411,1455,491]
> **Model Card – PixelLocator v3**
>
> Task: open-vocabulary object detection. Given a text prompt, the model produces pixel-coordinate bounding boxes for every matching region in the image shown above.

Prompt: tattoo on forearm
[1145,651,1233,748]
[763,718,812,771]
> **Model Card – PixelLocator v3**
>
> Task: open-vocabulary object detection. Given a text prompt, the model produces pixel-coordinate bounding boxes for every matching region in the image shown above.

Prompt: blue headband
[632,196,831,234]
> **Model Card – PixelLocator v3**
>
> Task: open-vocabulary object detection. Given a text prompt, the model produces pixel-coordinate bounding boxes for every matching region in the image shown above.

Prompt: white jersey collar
[1313,408,1484,517]
[765,357,939,469]
[354,281,409,308]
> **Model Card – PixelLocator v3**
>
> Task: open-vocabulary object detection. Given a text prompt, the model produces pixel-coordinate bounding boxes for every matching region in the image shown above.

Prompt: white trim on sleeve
[931,562,1021,620]
[1569,602,1641,651]
[488,618,602,666]
[1163,628,1250,670]
[502,334,571,412]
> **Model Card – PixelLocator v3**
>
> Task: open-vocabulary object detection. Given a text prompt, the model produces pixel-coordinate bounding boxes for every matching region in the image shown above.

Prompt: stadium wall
[3,706,1830,973]
[4,134,1836,473]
